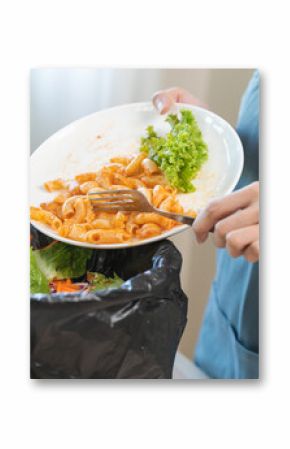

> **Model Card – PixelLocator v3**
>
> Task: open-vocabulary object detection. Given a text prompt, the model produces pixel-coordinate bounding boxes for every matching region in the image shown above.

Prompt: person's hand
[152,87,207,114]
[193,182,260,263]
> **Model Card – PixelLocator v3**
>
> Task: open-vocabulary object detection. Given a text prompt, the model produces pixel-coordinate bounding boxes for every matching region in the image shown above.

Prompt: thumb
[152,92,174,114]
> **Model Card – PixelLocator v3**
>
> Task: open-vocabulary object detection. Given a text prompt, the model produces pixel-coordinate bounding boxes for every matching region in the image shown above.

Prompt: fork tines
[88,189,137,211]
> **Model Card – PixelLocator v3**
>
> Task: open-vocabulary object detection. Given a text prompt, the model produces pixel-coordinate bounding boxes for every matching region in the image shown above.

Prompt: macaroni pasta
[30,153,196,244]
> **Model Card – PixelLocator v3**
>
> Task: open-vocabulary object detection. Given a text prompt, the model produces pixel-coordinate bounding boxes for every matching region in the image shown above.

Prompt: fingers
[193,182,259,242]
[213,205,259,247]
[225,225,259,260]
[152,87,205,114]
[243,240,260,263]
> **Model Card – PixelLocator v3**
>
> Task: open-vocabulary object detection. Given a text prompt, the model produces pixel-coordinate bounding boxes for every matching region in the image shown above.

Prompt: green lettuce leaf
[87,272,123,292]
[30,247,50,294]
[140,109,208,193]
[33,242,92,281]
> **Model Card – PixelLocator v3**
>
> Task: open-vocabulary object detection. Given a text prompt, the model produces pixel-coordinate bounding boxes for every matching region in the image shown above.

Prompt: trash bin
[30,228,188,379]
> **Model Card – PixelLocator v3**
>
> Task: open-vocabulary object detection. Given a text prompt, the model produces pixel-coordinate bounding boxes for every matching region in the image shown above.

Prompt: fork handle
[155,209,195,226]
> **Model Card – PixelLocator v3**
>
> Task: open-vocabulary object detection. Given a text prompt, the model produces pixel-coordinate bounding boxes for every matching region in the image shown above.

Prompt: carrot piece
[53,279,82,293]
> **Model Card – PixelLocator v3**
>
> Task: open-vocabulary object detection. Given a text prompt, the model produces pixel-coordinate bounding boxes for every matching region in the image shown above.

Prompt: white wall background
[30,68,254,358]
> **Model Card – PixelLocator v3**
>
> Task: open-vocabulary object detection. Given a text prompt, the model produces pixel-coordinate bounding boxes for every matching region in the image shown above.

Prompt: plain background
[1,1,289,448]
[30,68,253,359]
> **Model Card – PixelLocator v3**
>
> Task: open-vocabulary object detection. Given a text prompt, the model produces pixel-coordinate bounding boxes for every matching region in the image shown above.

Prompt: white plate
[30,102,244,249]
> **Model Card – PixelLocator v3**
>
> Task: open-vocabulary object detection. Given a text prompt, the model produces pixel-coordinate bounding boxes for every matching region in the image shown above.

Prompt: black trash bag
[30,228,188,379]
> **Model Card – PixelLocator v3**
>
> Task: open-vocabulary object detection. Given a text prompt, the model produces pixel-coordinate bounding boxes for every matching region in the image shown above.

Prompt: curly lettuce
[30,247,50,294]
[140,109,208,193]
[87,272,123,292]
[32,242,92,282]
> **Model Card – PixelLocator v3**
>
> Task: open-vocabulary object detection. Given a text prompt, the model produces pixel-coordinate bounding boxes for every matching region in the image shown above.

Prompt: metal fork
[88,189,195,226]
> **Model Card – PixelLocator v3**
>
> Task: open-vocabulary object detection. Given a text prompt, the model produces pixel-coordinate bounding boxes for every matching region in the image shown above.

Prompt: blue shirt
[194,71,259,379]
